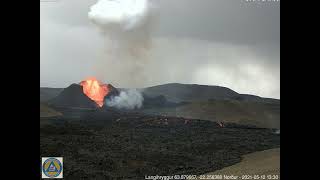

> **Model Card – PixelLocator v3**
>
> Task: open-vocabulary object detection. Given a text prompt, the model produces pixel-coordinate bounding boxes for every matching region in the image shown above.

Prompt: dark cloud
[153,0,279,43]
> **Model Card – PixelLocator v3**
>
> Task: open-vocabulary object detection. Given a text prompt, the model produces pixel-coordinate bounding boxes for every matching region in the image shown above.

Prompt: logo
[41,157,63,178]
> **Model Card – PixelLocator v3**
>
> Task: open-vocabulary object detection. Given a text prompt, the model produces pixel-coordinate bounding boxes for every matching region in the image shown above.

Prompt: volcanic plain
[40,83,280,179]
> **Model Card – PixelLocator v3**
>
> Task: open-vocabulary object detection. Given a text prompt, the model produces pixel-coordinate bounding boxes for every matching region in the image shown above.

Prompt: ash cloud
[106,89,143,110]
[88,0,155,85]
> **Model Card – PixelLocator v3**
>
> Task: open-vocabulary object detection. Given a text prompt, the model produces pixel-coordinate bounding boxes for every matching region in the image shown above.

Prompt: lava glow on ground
[80,77,109,107]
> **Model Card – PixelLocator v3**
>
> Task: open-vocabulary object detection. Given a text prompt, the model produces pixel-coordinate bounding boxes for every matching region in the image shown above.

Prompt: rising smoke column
[88,0,151,109]
[88,0,154,86]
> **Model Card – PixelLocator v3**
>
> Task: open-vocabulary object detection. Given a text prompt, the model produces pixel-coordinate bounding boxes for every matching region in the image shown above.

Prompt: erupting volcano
[80,77,109,107]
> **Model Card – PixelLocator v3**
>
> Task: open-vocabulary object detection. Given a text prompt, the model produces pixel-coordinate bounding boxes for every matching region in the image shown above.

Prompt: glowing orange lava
[80,77,109,107]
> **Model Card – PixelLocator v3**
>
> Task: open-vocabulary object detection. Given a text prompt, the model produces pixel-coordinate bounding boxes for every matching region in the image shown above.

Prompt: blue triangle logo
[45,161,59,172]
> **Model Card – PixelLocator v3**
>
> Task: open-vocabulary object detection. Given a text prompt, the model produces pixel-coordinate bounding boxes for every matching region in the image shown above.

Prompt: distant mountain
[41,83,280,128]
[41,83,279,103]
[143,99,280,128]
[140,83,279,128]
[142,83,279,103]
[40,87,63,102]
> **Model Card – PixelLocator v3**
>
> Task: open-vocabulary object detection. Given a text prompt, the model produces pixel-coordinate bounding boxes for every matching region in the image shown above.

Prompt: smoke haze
[40,0,280,99]
[107,89,143,110]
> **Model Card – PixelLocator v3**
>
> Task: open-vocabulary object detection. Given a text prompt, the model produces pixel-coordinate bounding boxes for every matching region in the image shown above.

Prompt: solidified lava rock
[49,84,98,108]
[104,84,120,102]
[41,110,280,179]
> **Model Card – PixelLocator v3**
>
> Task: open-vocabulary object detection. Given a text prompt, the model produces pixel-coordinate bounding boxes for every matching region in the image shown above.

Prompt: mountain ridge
[141,83,279,103]
[41,83,280,103]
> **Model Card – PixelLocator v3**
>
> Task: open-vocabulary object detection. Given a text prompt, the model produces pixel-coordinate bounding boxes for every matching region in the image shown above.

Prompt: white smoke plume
[88,0,154,85]
[88,0,151,30]
[107,89,144,109]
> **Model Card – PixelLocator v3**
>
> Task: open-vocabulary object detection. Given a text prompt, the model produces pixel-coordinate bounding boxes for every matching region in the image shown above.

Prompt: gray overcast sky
[40,0,280,99]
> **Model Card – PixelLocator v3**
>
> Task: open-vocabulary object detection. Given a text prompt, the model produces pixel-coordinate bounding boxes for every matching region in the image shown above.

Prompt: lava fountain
[80,77,109,107]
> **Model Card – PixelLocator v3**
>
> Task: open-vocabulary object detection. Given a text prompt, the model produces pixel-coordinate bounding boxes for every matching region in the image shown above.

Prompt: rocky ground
[40,108,280,179]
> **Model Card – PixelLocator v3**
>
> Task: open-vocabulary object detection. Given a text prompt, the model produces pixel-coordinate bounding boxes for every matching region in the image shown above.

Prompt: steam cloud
[107,89,144,110]
[88,0,154,85]
[88,0,151,30]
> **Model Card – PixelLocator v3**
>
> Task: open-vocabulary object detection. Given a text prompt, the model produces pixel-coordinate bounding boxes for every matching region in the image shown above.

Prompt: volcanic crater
[41,80,280,179]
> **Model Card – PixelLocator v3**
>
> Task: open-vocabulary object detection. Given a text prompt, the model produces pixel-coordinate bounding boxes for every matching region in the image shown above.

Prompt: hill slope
[49,84,97,108]
[143,99,280,128]
[142,83,238,102]
[142,83,279,103]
